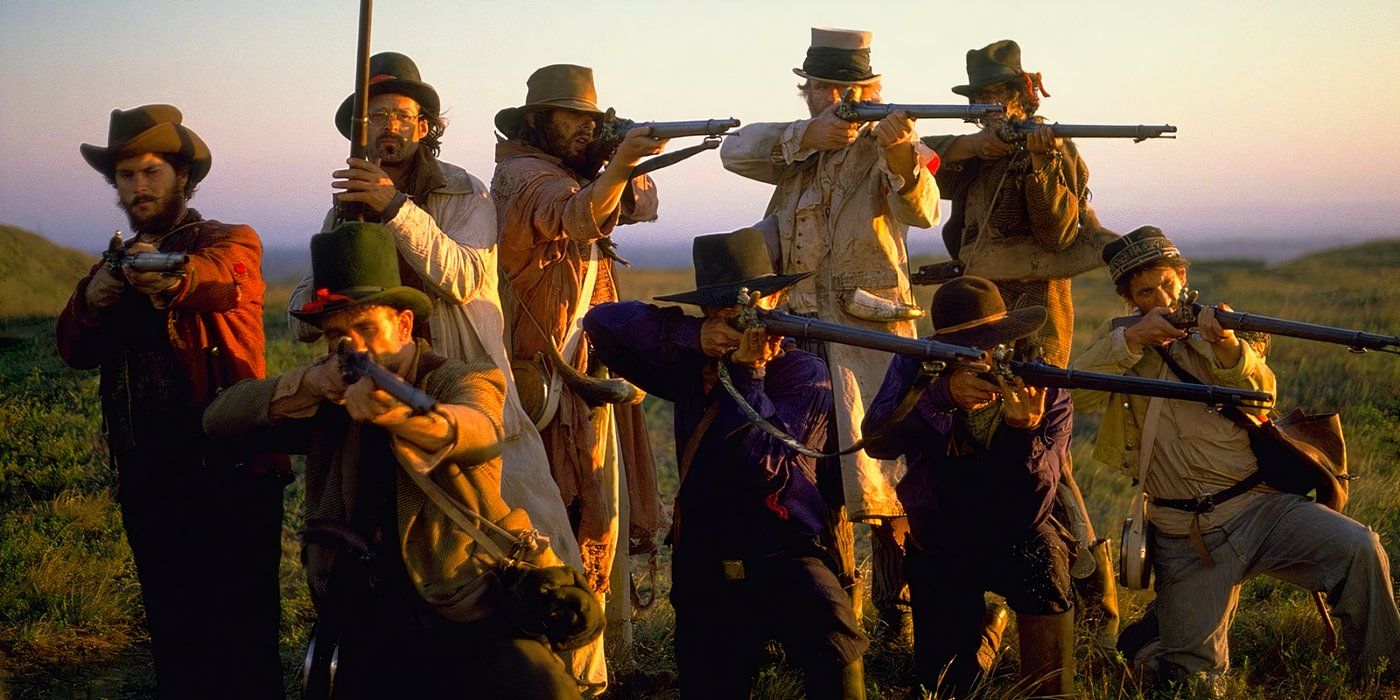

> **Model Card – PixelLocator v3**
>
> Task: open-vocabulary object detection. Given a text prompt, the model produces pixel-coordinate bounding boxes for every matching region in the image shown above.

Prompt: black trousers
[905,521,1073,694]
[114,447,286,699]
[672,549,868,699]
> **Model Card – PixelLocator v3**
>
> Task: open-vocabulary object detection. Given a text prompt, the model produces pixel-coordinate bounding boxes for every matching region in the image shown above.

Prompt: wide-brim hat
[654,227,812,307]
[1102,226,1186,284]
[952,39,1025,97]
[929,276,1046,349]
[290,221,431,325]
[334,52,441,140]
[495,64,603,138]
[80,104,212,184]
[792,27,880,86]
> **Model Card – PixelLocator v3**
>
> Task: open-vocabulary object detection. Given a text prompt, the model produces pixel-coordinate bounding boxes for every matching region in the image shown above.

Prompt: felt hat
[80,104,212,184]
[1102,226,1185,284]
[928,276,1046,349]
[290,222,431,325]
[654,228,812,307]
[952,39,1027,97]
[334,52,441,139]
[494,64,603,138]
[792,27,880,86]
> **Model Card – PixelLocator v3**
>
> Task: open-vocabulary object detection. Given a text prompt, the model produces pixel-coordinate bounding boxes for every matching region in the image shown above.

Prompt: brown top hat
[792,27,880,86]
[952,39,1027,97]
[929,276,1046,348]
[334,52,441,140]
[80,104,212,184]
[494,64,603,138]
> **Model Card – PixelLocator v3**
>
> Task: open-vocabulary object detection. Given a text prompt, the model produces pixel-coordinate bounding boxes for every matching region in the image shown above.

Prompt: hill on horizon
[0,224,94,318]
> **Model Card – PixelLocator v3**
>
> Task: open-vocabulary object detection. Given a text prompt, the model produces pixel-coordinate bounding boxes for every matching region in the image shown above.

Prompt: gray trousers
[1147,493,1400,682]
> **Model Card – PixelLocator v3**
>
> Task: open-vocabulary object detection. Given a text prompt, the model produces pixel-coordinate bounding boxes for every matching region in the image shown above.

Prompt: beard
[120,188,187,235]
[370,133,418,166]
[544,121,607,178]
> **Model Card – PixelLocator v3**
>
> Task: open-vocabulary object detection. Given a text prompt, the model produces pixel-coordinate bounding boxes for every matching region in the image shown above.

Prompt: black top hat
[334,52,441,140]
[952,39,1026,97]
[792,27,880,86]
[1102,226,1185,284]
[80,104,212,184]
[929,276,1046,349]
[290,221,432,325]
[654,228,812,307]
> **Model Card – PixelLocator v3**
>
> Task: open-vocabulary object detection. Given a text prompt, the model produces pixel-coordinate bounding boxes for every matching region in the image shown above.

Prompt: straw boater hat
[494,64,603,139]
[654,228,812,308]
[333,52,441,140]
[792,27,880,86]
[1101,226,1185,284]
[290,223,431,326]
[80,104,212,184]
[928,276,1046,349]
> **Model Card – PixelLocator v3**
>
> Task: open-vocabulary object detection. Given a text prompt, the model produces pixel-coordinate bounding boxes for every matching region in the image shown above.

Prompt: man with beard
[56,105,284,697]
[491,63,667,688]
[286,52,598,686]
[921,39,1121,651]
[719,28,939,647]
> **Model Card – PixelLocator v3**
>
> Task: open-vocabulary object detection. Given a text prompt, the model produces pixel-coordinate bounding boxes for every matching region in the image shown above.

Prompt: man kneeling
[205,226,593,698]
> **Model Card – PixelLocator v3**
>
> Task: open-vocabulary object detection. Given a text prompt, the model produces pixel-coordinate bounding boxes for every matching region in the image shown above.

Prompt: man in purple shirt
[862,276,1074,698]
[585,228,867,699]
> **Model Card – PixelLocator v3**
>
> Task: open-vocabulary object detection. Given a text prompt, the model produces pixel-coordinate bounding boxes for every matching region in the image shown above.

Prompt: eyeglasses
[367,110,422,127]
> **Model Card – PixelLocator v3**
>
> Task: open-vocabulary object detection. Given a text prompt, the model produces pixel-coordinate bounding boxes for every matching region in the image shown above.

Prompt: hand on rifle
[345,376,412,426]
[800,103,859,152]
[729,325,783,370]
[872,110,916,148]
[333,157,399,214]
[1198,303,1243,367]
[970,123,1013,160]
[700,311,745,357]
[1024,123,1061,155]
[994,374,1047,429]
[305,354,350,404]
[1124,307,1187,353]
[612,126,669,168]
[124,241,185,296]
[949,367,1000,410]
[84,265,127,311]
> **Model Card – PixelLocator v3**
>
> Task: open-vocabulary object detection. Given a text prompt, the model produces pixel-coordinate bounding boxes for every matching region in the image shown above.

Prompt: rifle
[984,345,1274,408]
[335,0,375,224]
[835,98,1005,124]
[595,109,741,177]
[1111,289,1400,354]
[335,337,437,414]
[996,120,1176,143]
[102,230,189,276]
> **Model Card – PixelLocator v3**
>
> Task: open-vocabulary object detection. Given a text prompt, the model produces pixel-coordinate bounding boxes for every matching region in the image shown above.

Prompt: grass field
[1,241,1397,698]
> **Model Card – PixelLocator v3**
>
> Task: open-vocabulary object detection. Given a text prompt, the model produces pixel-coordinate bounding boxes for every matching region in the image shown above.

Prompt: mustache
[130,195,157,206]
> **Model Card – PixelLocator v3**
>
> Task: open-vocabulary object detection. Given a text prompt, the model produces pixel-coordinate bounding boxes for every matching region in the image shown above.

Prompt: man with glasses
[287,51,592,686]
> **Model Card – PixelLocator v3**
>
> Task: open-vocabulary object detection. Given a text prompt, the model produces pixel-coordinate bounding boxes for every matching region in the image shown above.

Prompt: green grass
[1,242,1398,698]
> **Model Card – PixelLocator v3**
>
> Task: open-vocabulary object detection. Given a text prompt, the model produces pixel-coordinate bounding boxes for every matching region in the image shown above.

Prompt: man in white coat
[287,52,603,692]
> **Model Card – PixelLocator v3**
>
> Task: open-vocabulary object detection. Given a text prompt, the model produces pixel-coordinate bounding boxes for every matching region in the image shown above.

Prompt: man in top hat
[719,27,939,646]
[491,62,668,661]
[862,276,1076,697]
[286,52,593,678]
[583,228,868,698]
[1073,227,1400,690]
[208,224,592,698]
[922,38,1121,650]
[57,105,285,697]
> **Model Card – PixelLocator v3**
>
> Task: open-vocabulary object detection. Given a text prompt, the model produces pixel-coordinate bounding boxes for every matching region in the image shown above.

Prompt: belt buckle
[721,559,746,580]
[1192,493,1216,513]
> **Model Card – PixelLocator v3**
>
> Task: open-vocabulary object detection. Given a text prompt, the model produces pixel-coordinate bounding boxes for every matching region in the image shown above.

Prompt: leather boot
[1016,611,1075,698]
[976,601,1010,673]
[1075,538,1121,652]
[804,657,866,700]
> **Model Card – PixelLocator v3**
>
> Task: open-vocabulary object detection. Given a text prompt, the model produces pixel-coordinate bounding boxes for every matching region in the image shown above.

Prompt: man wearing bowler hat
[286,53,591,675]
[863,276,1075,697]
[58,105,285,697]
[720,27,939,647]
[492,62,669,674]
[1074,227,1400,691]
[923,39,1122,650]
[584,228,868,698]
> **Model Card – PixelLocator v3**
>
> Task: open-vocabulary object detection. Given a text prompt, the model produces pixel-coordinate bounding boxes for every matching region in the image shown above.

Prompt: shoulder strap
[1151,346,1255,430]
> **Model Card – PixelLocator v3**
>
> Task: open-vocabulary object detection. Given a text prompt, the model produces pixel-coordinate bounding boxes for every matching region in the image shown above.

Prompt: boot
[1075,538,1121,652]
[805,657,866,700]
[1016,611,1075,698]
[876,605,914,651]
[976,602,1010,673]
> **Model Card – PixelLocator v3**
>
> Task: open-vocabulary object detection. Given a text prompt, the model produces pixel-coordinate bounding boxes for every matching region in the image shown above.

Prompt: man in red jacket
[57,105,285,698]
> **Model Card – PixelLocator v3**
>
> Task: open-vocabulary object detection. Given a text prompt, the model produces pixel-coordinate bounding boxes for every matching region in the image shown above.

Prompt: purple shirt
[862,352,1071,552]
[584,301,832,558]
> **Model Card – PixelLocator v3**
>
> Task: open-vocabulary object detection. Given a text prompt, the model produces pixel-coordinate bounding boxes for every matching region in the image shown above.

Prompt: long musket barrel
[1208,306,1399,353]
[641,118,741,139]
[756,309,990,370]
[1003,121,1177,142]
[1004,360,1274,408]
[337,0,374,223]
[337,339,437,414]
[837,101,1004,123]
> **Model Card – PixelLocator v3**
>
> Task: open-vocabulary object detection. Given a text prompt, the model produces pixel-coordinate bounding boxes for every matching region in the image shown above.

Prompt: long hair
[421,112,447,157]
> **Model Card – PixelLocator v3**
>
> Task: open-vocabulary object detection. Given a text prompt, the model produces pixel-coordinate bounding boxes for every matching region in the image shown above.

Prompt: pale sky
[2,0,1399,262]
